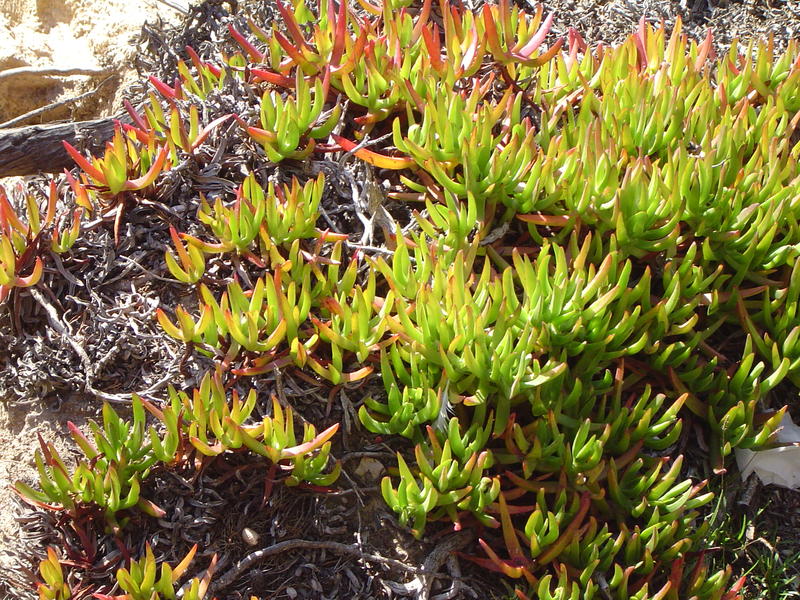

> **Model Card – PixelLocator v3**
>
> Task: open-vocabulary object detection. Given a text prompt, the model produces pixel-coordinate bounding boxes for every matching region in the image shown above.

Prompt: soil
[2,0,800,599]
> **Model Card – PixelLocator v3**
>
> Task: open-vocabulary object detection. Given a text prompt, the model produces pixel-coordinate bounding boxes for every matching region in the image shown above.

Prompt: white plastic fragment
[735,413,800,489]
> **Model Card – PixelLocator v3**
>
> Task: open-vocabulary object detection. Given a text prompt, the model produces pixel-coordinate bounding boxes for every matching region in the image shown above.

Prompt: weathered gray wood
[0,115,131,178]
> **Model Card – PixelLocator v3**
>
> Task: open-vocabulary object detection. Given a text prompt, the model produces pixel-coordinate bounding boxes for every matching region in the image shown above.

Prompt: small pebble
[242,527,259,546]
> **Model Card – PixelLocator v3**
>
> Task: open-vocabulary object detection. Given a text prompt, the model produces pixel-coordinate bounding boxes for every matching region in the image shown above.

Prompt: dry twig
[384,531,472,599]
[209,539,418,597]
[0,77,115,129]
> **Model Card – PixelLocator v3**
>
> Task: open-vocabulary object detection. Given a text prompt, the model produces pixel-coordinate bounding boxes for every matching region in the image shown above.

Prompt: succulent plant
[36,548,71,600]
[63,126,169,199]
[15,397,168,533]
[0,180,82,300]
[92,544,216,600]
[33,0,800,597]
[242,70,341,161]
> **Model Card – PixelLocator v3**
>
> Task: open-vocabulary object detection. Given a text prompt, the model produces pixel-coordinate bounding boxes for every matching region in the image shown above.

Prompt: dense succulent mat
[3,0,800,598]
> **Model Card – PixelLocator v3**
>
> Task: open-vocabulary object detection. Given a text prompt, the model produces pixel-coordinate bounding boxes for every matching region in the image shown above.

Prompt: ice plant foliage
[62,126,169,198]
[0,182,81,302]
[15,383,342,531]
[36,548,70,600]
[91,544,217,600]
[14,398,170,533]
[145,369,341,486]
[23,0,800,597]
[243,70,342,161]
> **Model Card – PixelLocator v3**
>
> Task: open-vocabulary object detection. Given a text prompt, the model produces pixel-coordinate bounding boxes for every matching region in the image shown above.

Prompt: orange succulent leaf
[228,23,265,60]
[498,492,525,561]
[136,498,167,518]
[148,75,178,99]
[512,37,564,66]
[282,423,339,458]
[329,0,348,67]
[273,28,313,70]
[534,492,591,565]
[14,256,43,288]
[232,355,294,376]
[198,554,219,599]
[694,28,715,71]
[123,99,150,132]
[476,538,528,578]
[341,365,374,383]
[64,170,93,211]
[422,24,444,72]
[124,144,170,191]
[168,226,192,269]
[721,576,747,600]
[0,188,26,235]
[410,0,433,41]
[43,181,57,228]
[192,114,233,150]
[516,213,571,227]
[332,134,415,170]
[513,11,555,56]
[171,544,198,582]
[354,0,381,16]
[185,44,222,77]
[249,68,295,88]
[245,125,279,145]
[275,0,312,50]
[62,141,106,183]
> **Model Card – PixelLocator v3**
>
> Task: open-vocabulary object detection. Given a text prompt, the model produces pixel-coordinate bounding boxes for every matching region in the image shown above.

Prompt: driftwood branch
[153,0,191,14]
[0,114,131,178]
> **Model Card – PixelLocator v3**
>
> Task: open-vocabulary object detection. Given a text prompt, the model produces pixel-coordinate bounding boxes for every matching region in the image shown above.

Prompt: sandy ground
[0,0,191,593]
[0,401,95,593]
[0,0,189,126]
